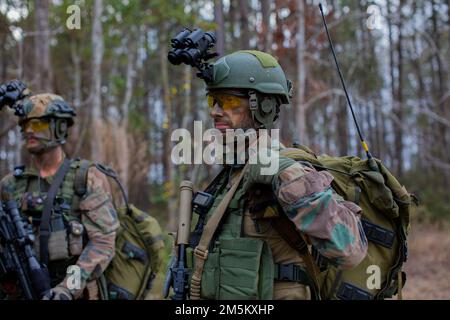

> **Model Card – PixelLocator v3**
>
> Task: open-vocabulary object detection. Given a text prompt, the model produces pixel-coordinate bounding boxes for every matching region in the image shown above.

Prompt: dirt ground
[400,223,450,300]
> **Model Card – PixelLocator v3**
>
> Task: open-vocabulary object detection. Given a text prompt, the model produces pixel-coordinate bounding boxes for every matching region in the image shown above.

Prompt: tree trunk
[238,0,251,48]
[70,38,82,109]
[336,95,349,155]
[33,0,52,91]
[228,0,238,50]
[90,0,105,162]
[260,0,273,52]
[431,0,449,187]
[118,32,138,193]
[214,0,225,56]
[394,0,404,178]
[295,0,307,145]
[386,0,396,172]
[160,23,177,232]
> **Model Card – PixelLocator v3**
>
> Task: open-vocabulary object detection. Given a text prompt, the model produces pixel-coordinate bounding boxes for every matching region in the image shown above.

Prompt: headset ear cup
[255,96,278,129]
[55,119,68,141]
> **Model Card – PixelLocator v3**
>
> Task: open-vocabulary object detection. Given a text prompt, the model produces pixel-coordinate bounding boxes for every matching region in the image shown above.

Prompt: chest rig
[8,160,90,283]
[12,161,84,220]
[188,165,319,300]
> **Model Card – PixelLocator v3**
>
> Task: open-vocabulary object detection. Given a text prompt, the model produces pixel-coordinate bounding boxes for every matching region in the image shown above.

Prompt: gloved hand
[42,285,73,300]
[242,146,296,192]
[0,80,29,109]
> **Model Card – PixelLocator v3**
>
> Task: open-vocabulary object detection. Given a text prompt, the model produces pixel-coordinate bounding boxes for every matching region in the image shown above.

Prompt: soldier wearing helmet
[0,85,119,300]
[184,51,368,300]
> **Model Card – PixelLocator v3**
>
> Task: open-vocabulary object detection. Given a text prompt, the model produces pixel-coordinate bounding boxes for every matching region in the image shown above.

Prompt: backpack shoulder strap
[40,158,72,265]
[94,163,131,214]
[247,183,322,299]
[270,214,321,299]
[74,159,92,198]
[73,160,130,214]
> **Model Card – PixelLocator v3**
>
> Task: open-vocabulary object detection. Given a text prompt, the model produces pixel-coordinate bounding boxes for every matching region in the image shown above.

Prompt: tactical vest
[8,159,89,287]
[6,159,165,300]
[188,166,315,300]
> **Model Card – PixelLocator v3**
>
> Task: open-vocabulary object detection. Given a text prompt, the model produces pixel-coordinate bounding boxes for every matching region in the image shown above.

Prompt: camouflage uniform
[187,51,368,300]
[0,92,119,299]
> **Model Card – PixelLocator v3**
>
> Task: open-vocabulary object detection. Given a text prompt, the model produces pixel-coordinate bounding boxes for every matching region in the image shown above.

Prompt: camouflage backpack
[74,161,164,300]
[280,146,414,300]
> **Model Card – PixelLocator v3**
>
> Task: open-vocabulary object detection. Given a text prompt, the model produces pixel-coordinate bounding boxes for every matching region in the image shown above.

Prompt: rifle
[0,199,51,299]
[163,181,193,300]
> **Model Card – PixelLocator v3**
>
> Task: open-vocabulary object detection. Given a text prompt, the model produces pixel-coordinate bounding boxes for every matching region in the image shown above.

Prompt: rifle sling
[40,158,72,265]
[189,163,248,300]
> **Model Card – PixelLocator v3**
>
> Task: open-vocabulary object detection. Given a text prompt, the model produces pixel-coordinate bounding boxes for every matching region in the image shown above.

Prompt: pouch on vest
[47,213,69,261]
[190,237,274,300]
[68,220,84,256]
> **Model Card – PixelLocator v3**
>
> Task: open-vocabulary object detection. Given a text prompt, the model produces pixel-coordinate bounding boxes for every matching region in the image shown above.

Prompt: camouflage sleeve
[62,166,119,298]
[274,161,368,269]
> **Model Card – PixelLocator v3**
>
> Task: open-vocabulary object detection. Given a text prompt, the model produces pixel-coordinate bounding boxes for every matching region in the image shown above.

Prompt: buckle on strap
[248,91,258,111]
[193,247,209,260]
[275,263,309,284]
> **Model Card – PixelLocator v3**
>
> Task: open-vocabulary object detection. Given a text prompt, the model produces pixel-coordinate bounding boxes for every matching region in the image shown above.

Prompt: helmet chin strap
[248,91,278,130]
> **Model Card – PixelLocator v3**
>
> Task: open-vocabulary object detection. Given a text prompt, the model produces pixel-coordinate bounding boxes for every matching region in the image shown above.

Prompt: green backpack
[74,161,165,300]
[280,146,414,300]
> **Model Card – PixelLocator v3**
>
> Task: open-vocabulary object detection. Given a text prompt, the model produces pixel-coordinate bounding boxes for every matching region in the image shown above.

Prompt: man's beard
[23,133,54,155]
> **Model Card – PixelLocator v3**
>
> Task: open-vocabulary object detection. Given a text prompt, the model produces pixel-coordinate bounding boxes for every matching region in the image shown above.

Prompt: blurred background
[0,0,448,299]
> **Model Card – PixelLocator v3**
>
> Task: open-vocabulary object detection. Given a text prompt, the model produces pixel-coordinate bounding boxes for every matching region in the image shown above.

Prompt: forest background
[0,0,448,299]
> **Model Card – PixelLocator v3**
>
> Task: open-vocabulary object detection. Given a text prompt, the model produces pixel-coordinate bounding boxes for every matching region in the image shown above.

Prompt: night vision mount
[168,28,218,82]
[0,80,31,116]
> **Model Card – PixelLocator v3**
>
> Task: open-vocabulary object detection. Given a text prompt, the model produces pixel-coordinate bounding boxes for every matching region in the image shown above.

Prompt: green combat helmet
[17,93,76,148]
[206,50,293,130]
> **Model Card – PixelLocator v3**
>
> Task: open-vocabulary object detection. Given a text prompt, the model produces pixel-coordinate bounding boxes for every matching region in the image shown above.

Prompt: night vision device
[168,28,218,82]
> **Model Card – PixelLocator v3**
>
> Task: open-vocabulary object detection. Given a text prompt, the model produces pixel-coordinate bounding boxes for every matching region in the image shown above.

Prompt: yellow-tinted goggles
[20,119,50,133]
[207,92,247,110]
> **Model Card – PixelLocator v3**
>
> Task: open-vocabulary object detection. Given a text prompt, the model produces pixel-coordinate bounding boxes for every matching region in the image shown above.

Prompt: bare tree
[90,0,105,161]
[160,22,177,232]
[260,0,273,52]
[394,0,405,178]
[33,0,52,91]
[431,0,449,186]
[214,0,225,56]
[239,0,251,48]
[295,0,307,145]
